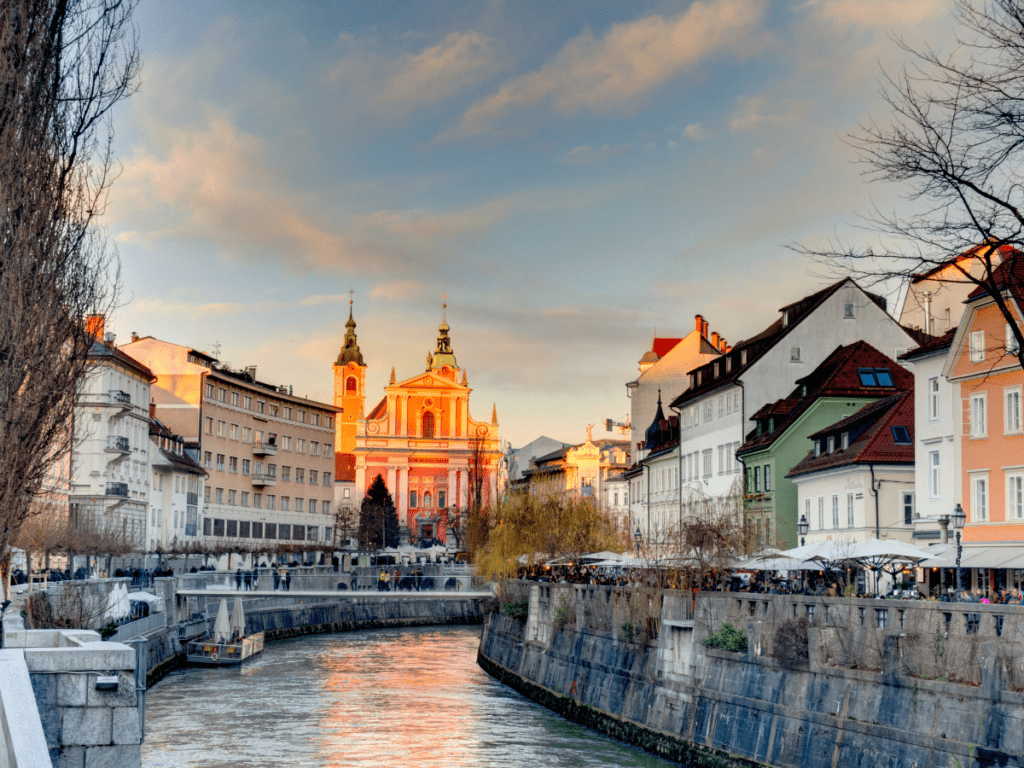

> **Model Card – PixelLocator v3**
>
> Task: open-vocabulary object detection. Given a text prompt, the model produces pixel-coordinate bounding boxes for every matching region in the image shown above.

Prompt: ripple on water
[142,626,679,768]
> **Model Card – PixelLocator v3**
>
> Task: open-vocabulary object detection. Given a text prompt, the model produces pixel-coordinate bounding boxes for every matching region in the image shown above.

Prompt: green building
[736,342,913,548]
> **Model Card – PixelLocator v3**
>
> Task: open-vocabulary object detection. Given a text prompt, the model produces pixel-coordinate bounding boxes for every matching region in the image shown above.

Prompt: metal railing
[108,390,131,406]
[105,482,128,497]
[105,435,130,452]
[252,442,277,456]
[109,612,167,643]
[251,473,276,486]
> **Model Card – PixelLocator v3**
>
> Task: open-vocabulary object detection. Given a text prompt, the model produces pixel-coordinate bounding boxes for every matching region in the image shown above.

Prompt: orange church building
[333,303,501,545]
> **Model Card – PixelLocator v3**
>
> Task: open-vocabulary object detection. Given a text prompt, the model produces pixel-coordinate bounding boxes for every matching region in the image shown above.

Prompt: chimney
[130,332,139,343]
[149,401,156,420]
[711,332,720,349]
[86,314,105,340]
[244,365,257,379]
[719,337,727,353]
[104,331,115,345]
[695,314,704,334]
[702,319,709,338]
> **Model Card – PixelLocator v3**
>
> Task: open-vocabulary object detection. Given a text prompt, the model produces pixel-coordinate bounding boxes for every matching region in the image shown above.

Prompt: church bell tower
[334,296,366,456]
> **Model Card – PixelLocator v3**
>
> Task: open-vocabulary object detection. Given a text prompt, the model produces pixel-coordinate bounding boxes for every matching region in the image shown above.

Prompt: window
[267,464,276,477]
[229,456,238,473]
[818,496,824,529]
[295,498,304,513]
[717,445,724,475]
[284,406,293,420]
[309,470,318,485]
[847,493,854,526]
[1008,473,1024,519]
[753,466,761,492]
[891,426,911,444]
[814,440,821,457]
[231,392,240,406]
[928,451,941,499]
[242,459,251,475]
[219,387,227,403]
[241,492,250,507]
[205,383,215,399]
[281,466,291,482]
[204,486,211,503]
[410,490,418,507]
[217,420,226,437]
[323,474,331,487]
[244,396,252,410]
[322,443,331,457]
[844,301,855,318]
[296,439,306,453]
[297,410,306,423]
[252,522,263,538]
[281,496,290,511]
[242,426,252,443]
[791,346,801,362]
[343,488,350,499]
[270,405,279,417]
[718,396,723,416]
[228,489,237,506]
[254,493,262,509]
[1006,388,1022,434]
[841,432,849,450]
[310,441,319,456]
[229,423,239,440]
[703,401,713,421]
[1007,323,1020,355]
[970,394,987,437]
[805,498,811,528]
[972,474,989,521]
[215,487,224,504]
[312,413,320,426]
[203,451,212,469]
[702,449,712,477]
[764,465,772,492]
[204,417,213,434]
[320,500,329,515]
[257,400,265,414]
[929,378,940,421]
[902,492,914,525]
[438,489,447,508]
[827,436,835,453]
[296,468,305,484]
[832,495,839,527]
[970,330,985,362]
[858,368,893,387]
[282,436,292,451]
[216,454,225,471]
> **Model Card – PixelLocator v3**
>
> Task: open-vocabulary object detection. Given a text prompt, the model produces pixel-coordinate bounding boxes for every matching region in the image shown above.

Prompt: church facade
[333,303,501,546]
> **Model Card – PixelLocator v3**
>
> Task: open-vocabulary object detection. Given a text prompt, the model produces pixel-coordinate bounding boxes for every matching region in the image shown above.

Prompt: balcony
[105,436,130,454]
[105,482,129,498]
[186,492,199,506]
[108,390,131,411]
[252,473,276,487]
[253,442,277,456]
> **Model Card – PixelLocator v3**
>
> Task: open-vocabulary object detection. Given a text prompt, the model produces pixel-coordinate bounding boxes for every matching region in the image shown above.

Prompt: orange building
[336,304,501,545]
[946,254,1024,546]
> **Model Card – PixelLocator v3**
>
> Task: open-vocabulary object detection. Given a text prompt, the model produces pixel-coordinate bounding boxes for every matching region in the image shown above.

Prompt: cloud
[369,280,425,301]
[556,143,629,165]
[729,95,811,131]
[683,123,713,141]
[803,0,945,30]
[444,0,768,138]
[373,31,503,114]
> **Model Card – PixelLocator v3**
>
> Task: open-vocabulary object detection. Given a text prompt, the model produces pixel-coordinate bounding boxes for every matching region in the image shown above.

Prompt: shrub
[502,600,529,623]
[774,617,810,668]
[98,621,119,641]
[621,621,638,642]
[553,598,573,633]
[702,621,748,653]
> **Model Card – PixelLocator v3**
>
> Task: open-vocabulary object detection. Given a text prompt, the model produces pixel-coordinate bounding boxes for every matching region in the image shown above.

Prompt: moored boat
[186,597,264,666]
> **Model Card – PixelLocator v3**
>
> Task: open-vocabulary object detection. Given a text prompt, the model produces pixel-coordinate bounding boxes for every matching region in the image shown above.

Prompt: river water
[142,626,678,768]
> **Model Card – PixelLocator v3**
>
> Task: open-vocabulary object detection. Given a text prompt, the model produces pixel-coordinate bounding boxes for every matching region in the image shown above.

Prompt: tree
[333,500,359,549]
[799,0,1024,363]
[0,0,140,593]
[438,504,464,551]
[358,474,399,549]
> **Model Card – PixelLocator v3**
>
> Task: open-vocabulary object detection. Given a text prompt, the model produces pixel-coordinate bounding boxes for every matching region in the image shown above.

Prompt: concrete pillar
[386,466,397,500]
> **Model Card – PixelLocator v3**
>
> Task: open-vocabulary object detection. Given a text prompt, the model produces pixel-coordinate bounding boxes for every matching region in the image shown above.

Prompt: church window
[346,376,357,392]
[410,490,418,507]
[422,411,435,438]
[424,492,432,508]
[438,490,446,508]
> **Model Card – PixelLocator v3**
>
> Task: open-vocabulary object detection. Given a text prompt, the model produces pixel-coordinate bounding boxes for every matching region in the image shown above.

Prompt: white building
[147,419,206,553]
[70,318,155,552]
[629,279,925,545]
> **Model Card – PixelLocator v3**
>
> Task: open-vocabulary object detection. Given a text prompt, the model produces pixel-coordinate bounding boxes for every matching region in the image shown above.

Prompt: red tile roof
[366,396,387,420]
[652,338,683,358]
[967,250,1024,304]
[786,391,914,478]
[898,326,957,361]
[335,452,355,482]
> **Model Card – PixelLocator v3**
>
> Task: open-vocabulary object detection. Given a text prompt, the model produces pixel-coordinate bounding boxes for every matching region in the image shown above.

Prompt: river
[141,626,679,767]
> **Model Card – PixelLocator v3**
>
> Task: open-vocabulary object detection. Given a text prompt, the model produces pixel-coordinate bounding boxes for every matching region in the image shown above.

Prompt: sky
[103,0,956,449]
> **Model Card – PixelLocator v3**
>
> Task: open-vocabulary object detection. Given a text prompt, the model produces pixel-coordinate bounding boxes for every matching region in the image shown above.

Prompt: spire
[491,402,498,425]
[643,389,666,451]
[389,366,396,384]
[336,292,365,366]
[461,370,468,386]
[431,295,457,369]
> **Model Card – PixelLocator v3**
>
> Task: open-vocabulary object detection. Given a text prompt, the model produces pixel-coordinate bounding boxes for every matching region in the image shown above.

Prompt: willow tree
[0,0,138,588]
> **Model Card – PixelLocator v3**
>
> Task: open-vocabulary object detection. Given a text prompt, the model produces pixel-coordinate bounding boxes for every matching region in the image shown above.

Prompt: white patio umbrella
[579,551,626,562]
[212,599,231,643]
[230,598,246,639]
[847,539,932,595]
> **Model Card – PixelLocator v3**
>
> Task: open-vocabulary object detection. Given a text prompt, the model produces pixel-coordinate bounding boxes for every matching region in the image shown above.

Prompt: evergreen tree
[359,474,400,549]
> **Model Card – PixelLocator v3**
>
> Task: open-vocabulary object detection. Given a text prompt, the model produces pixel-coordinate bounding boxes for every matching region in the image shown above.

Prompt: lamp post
[634,526,642,559]
[797,514,809,547]
[952,503,966,601]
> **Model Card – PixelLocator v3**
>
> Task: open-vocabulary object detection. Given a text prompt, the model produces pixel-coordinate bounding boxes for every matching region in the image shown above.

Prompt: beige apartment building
[122,336,339,557]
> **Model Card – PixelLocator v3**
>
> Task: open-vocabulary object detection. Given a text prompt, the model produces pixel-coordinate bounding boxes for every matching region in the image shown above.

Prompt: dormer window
[841,432,849,450]
[827,436,835,453]
[768,418,775,432]
[891,426,911,444]
[858,367,894,387]
[740,350,747,366]
[814,440,821,457]
[782,310,789,328]
[726,356,732,372]
[696,371,702,385]
[714,362,719,378]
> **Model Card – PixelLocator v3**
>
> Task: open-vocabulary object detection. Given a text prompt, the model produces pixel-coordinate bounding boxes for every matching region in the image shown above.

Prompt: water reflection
[142,626,677,768]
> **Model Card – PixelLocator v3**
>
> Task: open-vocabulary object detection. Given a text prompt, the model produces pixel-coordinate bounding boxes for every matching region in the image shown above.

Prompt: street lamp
[797,514,809,547]
[952,503,966,601]
[634,526,642,559]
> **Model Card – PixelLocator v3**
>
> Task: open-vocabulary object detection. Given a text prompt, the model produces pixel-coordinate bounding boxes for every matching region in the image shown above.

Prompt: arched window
[423,492,432,508]
[345,376,357,393]
[422,411,435,438]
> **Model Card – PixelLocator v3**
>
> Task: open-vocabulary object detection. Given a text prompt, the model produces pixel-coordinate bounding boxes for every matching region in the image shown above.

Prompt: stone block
[25,643,134,673]
[39,705,62,746]
[84,744,141,768]
[62,707,112,746]
[51,745,86,768]
[57,673,89,706]
[111,707,141,745]
[86,671,136,707]
[31,671,57,707]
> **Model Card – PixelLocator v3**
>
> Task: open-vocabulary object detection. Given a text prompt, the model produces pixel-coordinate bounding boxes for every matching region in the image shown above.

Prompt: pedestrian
[235,568,242,590]
[273,566,281,591]
[284,567,291,591]
[378,571,385,591]
[394,568,401,591]
[243,570,252,591]
[252,567,259,590]
[350,570,358,591]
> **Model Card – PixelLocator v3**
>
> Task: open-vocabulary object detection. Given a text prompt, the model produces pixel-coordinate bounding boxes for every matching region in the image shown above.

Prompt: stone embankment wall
[479,583,1024,768]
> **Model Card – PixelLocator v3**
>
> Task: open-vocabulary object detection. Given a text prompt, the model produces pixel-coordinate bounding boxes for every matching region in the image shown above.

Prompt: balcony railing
[105,436,130,453]
[252,473,276,487]
[186,492,198,506]
[253,442,277,456]
[105,482,128,497]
